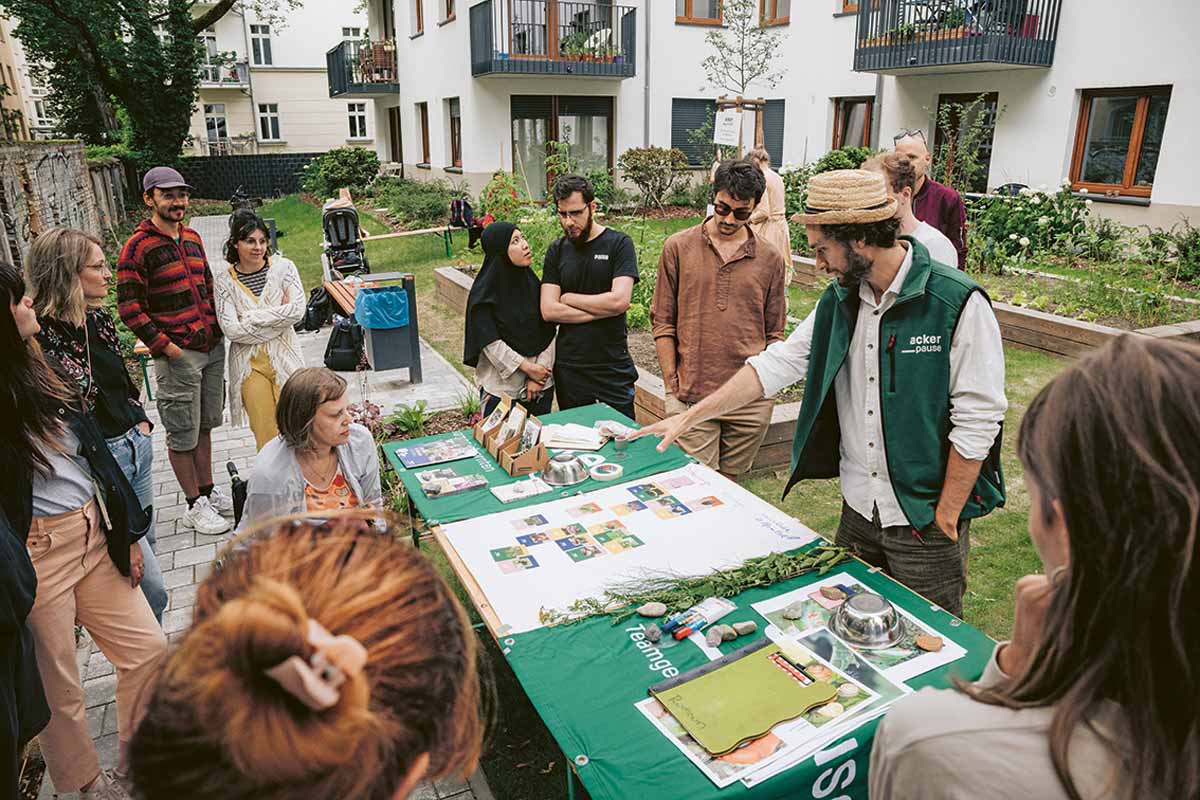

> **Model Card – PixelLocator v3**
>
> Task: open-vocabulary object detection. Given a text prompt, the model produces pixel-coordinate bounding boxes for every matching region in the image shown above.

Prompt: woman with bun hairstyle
[129,511,483,800]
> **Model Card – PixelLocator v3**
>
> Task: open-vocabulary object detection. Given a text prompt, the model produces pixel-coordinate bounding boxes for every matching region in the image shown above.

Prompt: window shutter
[671,98,715,166]
[763,99,785,169]
[511,95,554,118]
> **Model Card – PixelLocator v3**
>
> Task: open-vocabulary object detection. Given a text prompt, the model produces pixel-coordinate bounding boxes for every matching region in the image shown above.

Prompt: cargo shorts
[153,345,226,452]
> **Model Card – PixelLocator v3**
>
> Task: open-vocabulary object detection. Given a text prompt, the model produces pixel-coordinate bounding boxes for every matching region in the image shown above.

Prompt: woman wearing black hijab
[464,222,557,416]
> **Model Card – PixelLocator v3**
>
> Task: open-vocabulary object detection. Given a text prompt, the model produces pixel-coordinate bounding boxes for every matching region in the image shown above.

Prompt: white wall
[876,0,1200,212]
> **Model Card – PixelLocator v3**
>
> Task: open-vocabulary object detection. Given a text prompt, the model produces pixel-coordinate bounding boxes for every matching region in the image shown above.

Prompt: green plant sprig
[537,544,850,627]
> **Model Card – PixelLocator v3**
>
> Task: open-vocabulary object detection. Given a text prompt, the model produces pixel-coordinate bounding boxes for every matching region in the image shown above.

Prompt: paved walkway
[38,218,485,799]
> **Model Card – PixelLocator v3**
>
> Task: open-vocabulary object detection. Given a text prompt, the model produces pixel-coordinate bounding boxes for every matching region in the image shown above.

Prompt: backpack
[323,316,366,371]
[450,197,474,229]
[296,286,332,332]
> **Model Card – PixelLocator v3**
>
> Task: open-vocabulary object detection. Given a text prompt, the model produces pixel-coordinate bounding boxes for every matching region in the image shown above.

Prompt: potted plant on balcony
[560,31,590,61]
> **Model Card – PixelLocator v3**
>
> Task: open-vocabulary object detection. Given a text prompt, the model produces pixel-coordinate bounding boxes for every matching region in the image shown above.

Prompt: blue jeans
[106,427,167,623]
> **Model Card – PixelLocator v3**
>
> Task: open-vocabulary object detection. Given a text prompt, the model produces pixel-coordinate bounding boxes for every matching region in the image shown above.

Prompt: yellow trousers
[242,348,281,450]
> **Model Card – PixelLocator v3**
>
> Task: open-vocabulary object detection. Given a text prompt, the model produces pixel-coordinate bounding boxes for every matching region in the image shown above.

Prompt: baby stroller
[321,199,371,280]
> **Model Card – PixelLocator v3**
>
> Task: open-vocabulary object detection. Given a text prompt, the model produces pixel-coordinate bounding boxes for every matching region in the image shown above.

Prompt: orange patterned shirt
[304,468,360,513]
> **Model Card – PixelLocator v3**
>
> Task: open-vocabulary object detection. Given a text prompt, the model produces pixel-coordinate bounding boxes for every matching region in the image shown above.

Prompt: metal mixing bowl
[540,453,590,486]
[829,592,907,649]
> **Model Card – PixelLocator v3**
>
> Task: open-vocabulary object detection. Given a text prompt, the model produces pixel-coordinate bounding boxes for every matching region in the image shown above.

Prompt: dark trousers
[553,361,638,421]
[480,387,553,418]
[834,500,971,617]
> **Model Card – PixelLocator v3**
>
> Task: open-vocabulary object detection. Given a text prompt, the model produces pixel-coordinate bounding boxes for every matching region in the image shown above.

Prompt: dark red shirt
[117,220,222,355]
[912,177,967,269]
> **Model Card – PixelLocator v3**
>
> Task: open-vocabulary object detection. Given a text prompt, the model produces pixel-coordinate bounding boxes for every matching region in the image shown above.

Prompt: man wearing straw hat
[631,169,1007,617]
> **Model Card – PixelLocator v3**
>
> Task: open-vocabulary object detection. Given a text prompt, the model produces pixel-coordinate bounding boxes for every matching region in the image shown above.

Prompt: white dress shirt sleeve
[948,292,1008,460]
[746,307,816,398]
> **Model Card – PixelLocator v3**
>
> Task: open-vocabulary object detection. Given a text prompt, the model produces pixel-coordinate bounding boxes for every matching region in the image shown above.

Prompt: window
[204,103,227,154]
[512,95,613,199]
[411,0,424,35]
[675,0,721,25]
[442,0,455,22]
[348,102,368,139]
[761,0,790,25]
[199,29,220,83]
[416,102,430,164]
[841,0,859,12]
[1071,86,1171,197]
[448,97,462,167]
[832,97,873,149]
[670,98,716,166]
[257,103,281,141]
[342,27,363,39]
[250,24,273,65]
[33,100,50,127]
[933,92,998,194]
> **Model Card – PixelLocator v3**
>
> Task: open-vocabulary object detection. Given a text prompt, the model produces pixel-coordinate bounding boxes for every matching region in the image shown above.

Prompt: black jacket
[1,403,150,577]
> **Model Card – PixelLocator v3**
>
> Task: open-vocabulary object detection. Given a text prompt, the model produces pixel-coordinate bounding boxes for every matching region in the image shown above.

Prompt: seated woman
[129,513,483,799]
[26,226,168,624]
[870,334,1200,799]
[464,221,556,416]
[0,262,166,800]
[861,152,958,268]
[242,368,381,523]
[213,211,305,451]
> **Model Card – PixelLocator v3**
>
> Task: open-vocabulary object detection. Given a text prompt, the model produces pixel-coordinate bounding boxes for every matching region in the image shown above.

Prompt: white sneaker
[80,769,133,800]
[209,486,235,516]
[181,496,231,535]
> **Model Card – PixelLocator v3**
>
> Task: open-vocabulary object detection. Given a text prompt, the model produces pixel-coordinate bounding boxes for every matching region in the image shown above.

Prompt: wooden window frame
[832,97,873,149]
[760,0,789,26]
[417,102,430,165]
[510,96,615,195]
[1070,85,1171,198]
[412,0,424,36]
[841,0,859,12]
[676,0,723,26]
[448,98,462,168]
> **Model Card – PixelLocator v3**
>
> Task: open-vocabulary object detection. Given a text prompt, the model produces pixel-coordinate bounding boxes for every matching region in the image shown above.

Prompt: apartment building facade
[353,0,1198,226]
[189,0,375,156]
[0,17,31,141]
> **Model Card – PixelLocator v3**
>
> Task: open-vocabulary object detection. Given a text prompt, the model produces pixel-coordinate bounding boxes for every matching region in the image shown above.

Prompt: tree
[5,0,299,167]
[617,147,690,211]
[700,0,787,98]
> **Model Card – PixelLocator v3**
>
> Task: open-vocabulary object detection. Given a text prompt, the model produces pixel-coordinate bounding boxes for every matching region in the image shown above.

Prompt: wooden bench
[361,225,465,258]
[322,279,380,317]
[133,341,154,400]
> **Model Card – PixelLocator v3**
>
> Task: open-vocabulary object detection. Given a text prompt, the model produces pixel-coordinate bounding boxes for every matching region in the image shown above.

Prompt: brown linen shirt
[651,220,787,404]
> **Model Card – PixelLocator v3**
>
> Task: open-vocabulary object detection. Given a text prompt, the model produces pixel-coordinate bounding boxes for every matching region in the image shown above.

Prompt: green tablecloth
[505,543,994,799]
[381,404,693,525]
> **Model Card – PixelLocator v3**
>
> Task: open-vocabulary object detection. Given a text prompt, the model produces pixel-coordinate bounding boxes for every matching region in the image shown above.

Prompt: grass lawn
[267,195,1070,798]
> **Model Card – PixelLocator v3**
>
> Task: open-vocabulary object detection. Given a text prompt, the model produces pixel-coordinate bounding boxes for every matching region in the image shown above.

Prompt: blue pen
[662,609,690,630]
[664,611,702,634]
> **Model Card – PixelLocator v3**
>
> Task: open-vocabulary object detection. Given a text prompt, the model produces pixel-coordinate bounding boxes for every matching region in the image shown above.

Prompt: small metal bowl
[829,592,907,649]
[540,453,590,486]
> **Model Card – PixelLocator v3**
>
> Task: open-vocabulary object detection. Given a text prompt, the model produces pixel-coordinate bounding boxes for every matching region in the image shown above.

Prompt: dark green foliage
[299,146,381,199]
[374,177,457,229]
[617,146,691,210]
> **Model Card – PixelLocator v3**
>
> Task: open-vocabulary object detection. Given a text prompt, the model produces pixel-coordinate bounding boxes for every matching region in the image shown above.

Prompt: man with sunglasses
[540,174,640,419]
[894,131,968,269]
[649,159,787,478]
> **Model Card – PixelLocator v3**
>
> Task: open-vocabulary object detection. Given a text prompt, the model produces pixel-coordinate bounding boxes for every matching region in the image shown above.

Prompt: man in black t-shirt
[540,174,640,419]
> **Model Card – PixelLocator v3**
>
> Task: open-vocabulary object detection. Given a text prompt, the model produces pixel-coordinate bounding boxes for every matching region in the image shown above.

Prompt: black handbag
[323,316,366,371]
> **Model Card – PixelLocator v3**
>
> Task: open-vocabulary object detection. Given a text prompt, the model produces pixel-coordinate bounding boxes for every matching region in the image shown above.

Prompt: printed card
[554,534,593,551]
[692,495,725,510]
[566,502,603,518]
[497,554,540,573]
[661,476,696,489]
[516,531,551,547]
[650,496,693,520]
[510,514,549,531]
[611,500,648,516]
[628,483,669,501]
[587,520,628,536]
[565,543,607,562]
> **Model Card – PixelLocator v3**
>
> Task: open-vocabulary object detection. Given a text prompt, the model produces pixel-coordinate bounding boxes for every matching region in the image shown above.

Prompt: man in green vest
[631,169,1007,617]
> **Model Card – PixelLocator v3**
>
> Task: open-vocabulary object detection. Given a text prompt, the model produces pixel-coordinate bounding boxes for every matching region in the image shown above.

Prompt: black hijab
[463,221,556,368]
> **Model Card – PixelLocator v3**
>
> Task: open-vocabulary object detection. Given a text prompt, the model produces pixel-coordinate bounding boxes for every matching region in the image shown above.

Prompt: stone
[782,602,807,620]
[915,634,944,652]
[637,602,668,618]
[719,624,737,642]
[644,624,662,643]
[820,586,847,601]
[705,627,725,648]
[732,620,758,637]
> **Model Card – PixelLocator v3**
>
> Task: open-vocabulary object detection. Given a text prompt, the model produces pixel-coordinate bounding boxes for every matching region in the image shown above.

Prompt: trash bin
[356,285,413,373]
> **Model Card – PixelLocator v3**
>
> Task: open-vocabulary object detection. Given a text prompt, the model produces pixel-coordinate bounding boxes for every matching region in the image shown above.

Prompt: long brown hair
[25,227,103,326]
[967,335,1200,799]
[0,262,76,477]
[130,512,484,800]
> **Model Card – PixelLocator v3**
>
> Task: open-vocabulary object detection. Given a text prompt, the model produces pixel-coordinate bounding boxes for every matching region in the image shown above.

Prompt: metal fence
[470,0,636,78]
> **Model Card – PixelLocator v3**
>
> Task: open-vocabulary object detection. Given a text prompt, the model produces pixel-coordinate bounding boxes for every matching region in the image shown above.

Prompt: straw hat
[792,169,898,225]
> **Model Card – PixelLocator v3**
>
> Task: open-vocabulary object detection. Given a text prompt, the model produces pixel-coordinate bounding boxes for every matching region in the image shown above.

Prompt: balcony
[853,0,1062,75]
[327,39,400,98]
[199,60,249,87]
[470,0,636,79]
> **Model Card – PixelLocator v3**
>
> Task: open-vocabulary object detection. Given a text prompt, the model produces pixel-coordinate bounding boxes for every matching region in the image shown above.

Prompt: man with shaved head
[895,132,967,269]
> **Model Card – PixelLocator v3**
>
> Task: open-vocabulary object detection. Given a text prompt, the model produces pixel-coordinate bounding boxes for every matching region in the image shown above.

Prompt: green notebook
[649,638,837,756]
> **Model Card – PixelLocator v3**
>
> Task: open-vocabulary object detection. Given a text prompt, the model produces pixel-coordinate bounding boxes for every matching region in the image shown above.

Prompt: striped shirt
[235,264,270,297]
[117,220,223,355]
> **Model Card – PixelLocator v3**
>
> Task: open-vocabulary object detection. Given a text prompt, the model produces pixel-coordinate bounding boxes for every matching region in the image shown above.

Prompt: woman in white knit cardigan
[213,212,306,450]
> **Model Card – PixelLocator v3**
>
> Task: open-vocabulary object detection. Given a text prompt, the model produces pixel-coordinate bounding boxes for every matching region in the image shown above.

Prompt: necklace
[300,449,339,489]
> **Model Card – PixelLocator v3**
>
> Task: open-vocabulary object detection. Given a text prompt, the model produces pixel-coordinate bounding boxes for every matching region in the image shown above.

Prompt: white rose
[1030,196,1042,205]
[1019,237,1031,247]
[1009,233,1019,240]
[1037,216,1050,225]
[1079,187,1089,195]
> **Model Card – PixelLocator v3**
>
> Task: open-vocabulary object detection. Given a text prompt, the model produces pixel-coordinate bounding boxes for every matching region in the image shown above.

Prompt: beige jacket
[750,167,792,278]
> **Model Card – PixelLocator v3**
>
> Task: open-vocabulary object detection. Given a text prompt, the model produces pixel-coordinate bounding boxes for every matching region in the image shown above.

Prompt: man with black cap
[117,166,231,536]
[631,169,1007,618]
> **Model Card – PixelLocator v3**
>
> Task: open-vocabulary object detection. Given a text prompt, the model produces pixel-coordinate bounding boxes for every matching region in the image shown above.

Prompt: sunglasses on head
[713,201,753,221]
[893,129,926,143]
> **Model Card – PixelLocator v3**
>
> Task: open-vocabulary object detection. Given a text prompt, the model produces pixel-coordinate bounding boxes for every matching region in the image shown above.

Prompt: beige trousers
[26,500,168,792]
[665,395,775,476]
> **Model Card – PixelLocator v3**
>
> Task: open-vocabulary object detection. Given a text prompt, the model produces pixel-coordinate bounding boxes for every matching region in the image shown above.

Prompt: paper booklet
[395,432,478,469]
[415,468,487,497]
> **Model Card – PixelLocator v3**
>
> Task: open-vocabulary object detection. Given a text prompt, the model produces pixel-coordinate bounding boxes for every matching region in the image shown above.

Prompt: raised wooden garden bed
[435,265,474,315]
[993,302,1200,359]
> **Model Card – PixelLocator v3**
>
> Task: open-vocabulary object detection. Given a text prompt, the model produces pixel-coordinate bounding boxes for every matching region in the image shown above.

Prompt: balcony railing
[199,60,249,86]
[853,0,1062,74]
[470,0,636,78]
[327,38,400,98]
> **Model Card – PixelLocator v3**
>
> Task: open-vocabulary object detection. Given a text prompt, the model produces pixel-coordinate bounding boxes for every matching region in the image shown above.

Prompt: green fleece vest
[783,238,1005,531]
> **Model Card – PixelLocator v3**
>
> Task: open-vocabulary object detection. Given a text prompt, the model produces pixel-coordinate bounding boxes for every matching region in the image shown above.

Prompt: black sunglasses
[893,129,926,143]
[713,201,754,221]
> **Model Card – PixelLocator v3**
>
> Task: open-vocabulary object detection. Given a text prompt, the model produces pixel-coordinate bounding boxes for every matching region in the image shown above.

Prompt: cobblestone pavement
[38,217,487,800]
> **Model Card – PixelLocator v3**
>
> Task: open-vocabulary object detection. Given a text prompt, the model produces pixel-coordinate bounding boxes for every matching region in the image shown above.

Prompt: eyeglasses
[713,201,753,221]
[893,129,926,144]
